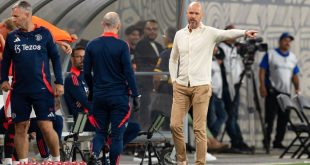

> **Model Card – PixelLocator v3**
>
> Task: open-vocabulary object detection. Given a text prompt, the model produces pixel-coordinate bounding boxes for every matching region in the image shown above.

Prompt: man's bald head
[187,1,203,13]
[187,1,203,31]
[102,12,121,31]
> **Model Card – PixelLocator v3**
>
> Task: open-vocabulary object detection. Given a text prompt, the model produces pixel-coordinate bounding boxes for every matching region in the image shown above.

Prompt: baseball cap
[279,32,294,41]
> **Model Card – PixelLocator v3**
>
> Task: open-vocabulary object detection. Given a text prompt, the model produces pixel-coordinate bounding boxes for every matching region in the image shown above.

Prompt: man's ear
[117,23,121,31]
[25,12,31,19]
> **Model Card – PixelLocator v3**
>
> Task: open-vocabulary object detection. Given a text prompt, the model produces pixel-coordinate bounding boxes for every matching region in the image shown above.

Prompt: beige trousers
[170,82,212,165]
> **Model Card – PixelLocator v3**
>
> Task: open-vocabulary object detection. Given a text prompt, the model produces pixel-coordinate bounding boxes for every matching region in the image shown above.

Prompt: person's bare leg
[14,121,30,160]
[37,120,60,157]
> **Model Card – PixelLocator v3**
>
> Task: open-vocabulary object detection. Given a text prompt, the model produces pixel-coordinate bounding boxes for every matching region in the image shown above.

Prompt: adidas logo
[14,37,21,43]
[48,112,55,118]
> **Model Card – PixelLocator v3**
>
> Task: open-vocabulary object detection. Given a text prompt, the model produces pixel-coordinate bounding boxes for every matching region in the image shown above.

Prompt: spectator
[135,19,163,72]
[259,32,300,150]
[218,24,251,152]
[125,25,142,71]
[135,19,163,123]
[152,27,177,130]
[154,26,177,94]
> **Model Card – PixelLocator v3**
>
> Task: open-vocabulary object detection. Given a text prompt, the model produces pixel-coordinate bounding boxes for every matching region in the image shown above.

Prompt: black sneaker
[263,139,270,148]
[262,139,271,154]
[233,142,254,153]
[88,154,101,165]
[273,143,286,149]
[239,142,251,150]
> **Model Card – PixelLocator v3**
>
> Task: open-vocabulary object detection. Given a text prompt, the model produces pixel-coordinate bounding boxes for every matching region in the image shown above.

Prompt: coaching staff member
[84,12,140,165]
[1,0,63,163]
[169,2,257,164]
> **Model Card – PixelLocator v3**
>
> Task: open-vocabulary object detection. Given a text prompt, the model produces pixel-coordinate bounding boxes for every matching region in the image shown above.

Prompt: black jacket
[135,38,163,72]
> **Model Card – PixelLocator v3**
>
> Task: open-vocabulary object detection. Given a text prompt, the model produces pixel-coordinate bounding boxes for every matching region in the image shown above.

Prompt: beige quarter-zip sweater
[169,23,246,87]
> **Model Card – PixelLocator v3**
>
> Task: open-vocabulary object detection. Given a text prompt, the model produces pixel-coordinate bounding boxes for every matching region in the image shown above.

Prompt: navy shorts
[11,91,55,123]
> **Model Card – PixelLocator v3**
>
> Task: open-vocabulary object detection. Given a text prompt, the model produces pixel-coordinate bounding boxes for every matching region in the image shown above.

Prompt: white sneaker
[4,158,12,165]
[206,152,217,161]
[42,155,52,162]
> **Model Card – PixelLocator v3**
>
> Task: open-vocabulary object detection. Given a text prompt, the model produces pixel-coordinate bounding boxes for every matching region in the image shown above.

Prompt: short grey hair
[102,12,120,29]
[12,1,32,14]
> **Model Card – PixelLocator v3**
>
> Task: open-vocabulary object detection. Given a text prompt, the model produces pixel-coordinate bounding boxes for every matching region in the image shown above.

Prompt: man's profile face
[11,7,29,30]
[144,22,159,41]
[71,49,85,70]
[186,3,202,30]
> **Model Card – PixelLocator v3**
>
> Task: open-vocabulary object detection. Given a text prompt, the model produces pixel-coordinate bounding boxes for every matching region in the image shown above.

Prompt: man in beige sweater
[169,2,257,165]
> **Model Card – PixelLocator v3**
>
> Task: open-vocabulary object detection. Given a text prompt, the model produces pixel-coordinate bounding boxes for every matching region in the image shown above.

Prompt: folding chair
[277,94,310,158]
[292,95,310,158]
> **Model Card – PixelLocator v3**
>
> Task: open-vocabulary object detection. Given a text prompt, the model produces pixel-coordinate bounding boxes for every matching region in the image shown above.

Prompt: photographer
[218,25,251,152]
[259,32,300,150]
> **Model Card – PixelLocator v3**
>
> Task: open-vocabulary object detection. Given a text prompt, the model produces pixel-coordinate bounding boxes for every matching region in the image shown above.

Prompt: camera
[236,37,268,65]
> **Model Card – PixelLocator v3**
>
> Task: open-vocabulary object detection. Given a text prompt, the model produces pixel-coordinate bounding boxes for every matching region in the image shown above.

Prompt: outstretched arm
[214,28,257,43]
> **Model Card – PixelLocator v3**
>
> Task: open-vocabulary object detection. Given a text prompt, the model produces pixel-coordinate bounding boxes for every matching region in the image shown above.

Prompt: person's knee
[170,121,183,132]
[37,121,54,135]
[15,121,29,135]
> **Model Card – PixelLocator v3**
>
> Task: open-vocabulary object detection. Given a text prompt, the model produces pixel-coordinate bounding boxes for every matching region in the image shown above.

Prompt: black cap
[279,32,294,41]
